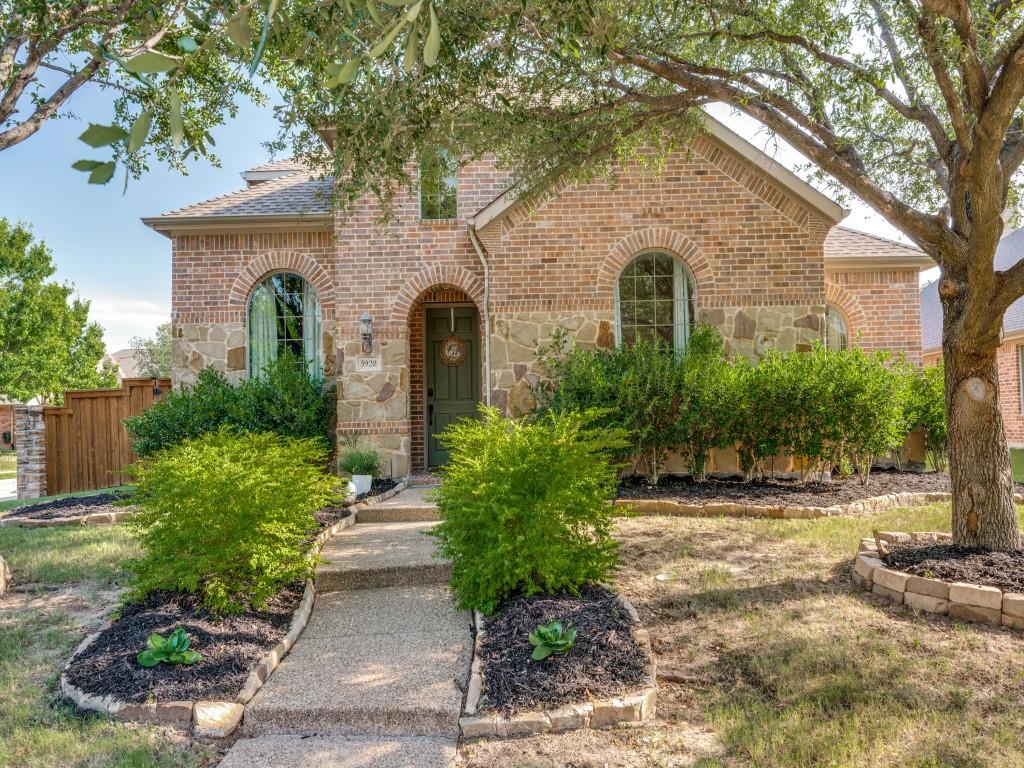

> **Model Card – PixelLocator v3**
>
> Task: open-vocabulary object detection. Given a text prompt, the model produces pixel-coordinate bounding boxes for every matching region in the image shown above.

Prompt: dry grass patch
[460,505,1024,767]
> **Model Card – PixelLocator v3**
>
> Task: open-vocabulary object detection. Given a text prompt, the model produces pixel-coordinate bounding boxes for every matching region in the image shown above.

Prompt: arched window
[825,304,849,351]
[616,251,696,349]
[248,272,323,378]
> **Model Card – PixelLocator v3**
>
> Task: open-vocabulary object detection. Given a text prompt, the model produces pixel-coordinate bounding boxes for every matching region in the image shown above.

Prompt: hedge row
[535,326,947,485]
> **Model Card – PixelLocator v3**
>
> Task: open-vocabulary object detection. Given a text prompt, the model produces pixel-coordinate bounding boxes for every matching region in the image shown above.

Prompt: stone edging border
[1,508,137,529]
[57,479,408,738]
[1,477,410,529]
[616,490,970,520]
[853,531,1024,630]
[458,595,657,739]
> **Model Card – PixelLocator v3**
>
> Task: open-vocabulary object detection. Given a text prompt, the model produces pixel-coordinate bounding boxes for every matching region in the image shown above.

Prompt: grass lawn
[0,450,15,480]
[462,504,1024,768]
[0,522,216,768]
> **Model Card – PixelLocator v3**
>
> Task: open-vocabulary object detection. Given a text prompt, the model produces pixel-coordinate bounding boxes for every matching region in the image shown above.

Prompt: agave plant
[137,627,203,667]
[528,620,577,661]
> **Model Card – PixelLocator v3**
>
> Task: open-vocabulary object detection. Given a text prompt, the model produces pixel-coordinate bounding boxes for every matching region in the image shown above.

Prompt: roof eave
[142,213,333,237]
[825,254,936,272]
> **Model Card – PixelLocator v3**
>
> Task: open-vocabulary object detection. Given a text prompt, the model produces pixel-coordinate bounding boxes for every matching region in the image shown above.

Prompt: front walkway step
[242,586,471,739]
[219,734,456,768]
[357,487,439,523]
[316,521,448,592]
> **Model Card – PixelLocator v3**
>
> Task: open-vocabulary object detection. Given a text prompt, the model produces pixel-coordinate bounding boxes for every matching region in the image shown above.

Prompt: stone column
[14,405,46,500]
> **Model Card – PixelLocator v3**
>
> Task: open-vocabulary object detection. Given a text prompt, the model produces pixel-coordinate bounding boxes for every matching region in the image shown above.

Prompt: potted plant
[339,439,382,497]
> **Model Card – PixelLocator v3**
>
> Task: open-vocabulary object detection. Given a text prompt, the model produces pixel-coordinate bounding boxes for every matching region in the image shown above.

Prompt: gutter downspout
[467,217,492,406]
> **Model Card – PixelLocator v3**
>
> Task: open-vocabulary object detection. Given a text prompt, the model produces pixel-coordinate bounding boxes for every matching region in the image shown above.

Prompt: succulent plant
[137,627,203,667]
[528,620,577,661]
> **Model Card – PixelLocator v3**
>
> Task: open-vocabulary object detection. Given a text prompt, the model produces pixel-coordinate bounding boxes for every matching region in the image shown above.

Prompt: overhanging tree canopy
[263,0,1024,549]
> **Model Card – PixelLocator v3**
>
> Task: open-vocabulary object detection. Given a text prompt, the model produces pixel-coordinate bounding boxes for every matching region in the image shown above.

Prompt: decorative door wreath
[439,335,468,367]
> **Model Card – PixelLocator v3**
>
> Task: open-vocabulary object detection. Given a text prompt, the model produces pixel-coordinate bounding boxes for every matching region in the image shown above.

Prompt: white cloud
[85,295,170,352]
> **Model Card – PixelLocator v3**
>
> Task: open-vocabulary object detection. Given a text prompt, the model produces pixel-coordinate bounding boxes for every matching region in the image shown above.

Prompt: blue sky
[0,85,920,353]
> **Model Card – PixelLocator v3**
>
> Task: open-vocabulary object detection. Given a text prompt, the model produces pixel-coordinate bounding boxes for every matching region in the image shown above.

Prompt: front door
[426,306,479,466]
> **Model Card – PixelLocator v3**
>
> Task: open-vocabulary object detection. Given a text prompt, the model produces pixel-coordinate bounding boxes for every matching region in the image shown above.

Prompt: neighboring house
[144,112,934,478]
[101,348,142,381]
[921,226,1024,446]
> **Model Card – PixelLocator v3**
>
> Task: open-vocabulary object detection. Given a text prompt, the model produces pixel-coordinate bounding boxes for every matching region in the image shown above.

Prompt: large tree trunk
[942,278,1020,550]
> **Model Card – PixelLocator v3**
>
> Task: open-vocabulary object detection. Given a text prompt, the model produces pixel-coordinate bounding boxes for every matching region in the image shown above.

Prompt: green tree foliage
[124,356,335,457]
[130,322,172,379]
[0,219,117,402]
[1,0,264,180]
[127,428,335,615]
[429,407,624,614]
[907,362,949,472]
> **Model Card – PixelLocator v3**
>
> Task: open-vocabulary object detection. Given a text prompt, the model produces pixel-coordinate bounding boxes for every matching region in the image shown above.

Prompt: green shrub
[125,356,335,458]
[127,427,336,615]
[675,326,737,481]
[907,361,948,471]
[338,437,383,476]
[429,407,625,614]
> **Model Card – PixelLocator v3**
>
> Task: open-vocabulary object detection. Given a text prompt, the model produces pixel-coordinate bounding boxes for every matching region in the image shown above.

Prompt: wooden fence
[43,378,170,495]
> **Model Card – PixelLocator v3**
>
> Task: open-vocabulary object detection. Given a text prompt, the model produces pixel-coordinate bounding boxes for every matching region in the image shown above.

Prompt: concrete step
[219,734,456,768]
[358,487,440,523]
[242,586,471,739]
[315,521,449,592]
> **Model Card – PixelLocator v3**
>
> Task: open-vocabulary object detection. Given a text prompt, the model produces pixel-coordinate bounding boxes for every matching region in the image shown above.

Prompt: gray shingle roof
[245,159,309,174]
[823,226,929,264]
[154,172,333,220]
[921,226,1024,351]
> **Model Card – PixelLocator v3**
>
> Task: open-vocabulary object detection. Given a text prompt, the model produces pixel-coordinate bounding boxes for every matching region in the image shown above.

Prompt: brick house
[921,226,1024,446]
[144,113,934,478]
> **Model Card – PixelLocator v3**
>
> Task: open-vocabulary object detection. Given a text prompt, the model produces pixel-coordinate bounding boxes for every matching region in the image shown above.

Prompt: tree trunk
[943,313,1020,550]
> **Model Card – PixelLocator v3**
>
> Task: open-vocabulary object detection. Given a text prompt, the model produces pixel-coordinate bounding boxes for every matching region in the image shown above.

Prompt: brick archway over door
[408,286,482,472]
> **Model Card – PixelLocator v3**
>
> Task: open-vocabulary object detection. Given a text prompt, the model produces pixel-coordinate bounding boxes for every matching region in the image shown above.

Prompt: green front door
[426,306,480,466]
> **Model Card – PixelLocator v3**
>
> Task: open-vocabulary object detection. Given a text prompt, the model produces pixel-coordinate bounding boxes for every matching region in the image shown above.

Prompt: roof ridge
[156,172,333,218]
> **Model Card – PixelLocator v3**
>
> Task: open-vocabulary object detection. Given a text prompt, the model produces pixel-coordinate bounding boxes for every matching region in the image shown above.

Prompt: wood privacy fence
[43,378,170,495]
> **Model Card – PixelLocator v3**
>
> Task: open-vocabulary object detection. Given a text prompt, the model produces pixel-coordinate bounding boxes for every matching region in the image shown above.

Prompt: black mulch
[478,585,649,716]
[64,586,302,703]
[883,543,1024,593]
[357,478,398,501]
[617,469,975,507]
[314,504,353,530]
[2,491,134,520]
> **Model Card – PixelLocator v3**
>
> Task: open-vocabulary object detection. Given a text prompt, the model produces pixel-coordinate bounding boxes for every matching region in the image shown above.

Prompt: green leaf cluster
[429,407,625,615]
[338,437,382,476]
[137,627,203,667]
[0,219,117,403]
[124,355,335,457]
[528,620,577,661]
[127,427,336,616]
[538,326,934,485]
[905,361,948,471]
[129,322,173,379]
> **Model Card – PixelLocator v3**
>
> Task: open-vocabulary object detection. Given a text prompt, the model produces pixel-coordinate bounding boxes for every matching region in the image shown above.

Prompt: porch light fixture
[360,312,374,354]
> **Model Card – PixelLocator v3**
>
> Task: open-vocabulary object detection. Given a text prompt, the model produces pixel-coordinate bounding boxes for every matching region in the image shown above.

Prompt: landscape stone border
[852,531,1024,630]
[1,477,408,529]
[0,553,10,597]
[57,479,407,738]
[458,595,657,740]
[616,491,966,520]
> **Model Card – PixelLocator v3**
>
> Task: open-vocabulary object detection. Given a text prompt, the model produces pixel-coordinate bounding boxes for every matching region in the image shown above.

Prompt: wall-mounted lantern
[360,312,374,354]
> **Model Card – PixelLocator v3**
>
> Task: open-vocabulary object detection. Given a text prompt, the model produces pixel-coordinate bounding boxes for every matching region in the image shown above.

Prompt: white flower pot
[352,474,373,496]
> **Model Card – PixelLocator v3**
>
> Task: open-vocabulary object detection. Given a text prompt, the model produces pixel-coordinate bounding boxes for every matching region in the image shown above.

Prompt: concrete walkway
[0,478,16,503]
[220,488,466,768]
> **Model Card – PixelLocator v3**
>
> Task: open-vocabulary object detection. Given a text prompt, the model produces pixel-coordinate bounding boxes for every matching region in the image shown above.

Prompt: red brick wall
[826,268,923,362]
[997,339,1024,446]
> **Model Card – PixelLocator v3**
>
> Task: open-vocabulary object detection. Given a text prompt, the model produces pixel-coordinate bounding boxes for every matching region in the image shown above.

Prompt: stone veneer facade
[165,136,925,478]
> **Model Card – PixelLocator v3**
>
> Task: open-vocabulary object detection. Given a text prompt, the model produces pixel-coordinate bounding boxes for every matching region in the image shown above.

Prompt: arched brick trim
[597,228,714,296]
[390,265,485,323]
[228,252,336,319]
[825,282,867,340]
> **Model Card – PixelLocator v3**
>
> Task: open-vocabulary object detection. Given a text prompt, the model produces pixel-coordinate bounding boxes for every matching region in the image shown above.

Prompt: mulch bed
[478,585,649,716]
[617,469,967,507]
[2,492,134,520]
[64,586,302,703]
[357,478,398,501]
[883,543,1024,593]
[314,504,353,529]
